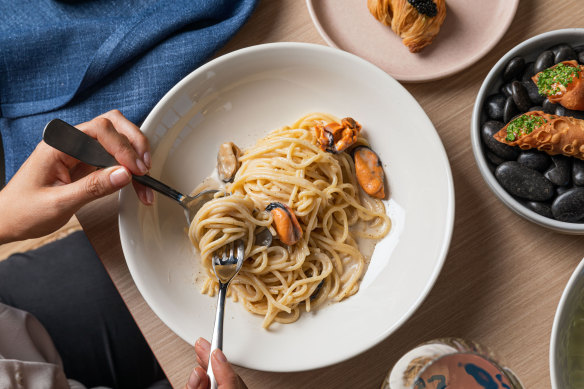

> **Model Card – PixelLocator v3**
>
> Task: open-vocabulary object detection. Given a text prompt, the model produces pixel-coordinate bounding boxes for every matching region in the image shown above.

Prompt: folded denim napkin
[0,0,257,182]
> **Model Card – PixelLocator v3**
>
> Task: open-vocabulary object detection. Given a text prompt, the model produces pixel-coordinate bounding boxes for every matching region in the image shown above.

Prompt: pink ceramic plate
[306,0,519,82]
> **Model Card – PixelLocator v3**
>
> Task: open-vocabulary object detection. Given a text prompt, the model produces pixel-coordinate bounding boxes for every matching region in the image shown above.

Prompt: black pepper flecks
[407,0,438,17]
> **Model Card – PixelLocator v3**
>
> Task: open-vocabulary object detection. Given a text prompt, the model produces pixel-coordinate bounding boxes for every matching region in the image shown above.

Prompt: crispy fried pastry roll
[532,60,584,111]
[493,111,584,160]
[367,0,446,53]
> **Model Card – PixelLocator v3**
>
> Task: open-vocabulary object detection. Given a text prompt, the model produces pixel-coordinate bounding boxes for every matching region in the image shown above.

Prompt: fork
[207,239,245,388]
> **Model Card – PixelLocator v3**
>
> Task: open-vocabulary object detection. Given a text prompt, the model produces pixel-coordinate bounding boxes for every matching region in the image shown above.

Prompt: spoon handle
[43,118,185,204]
[207,283,227,389]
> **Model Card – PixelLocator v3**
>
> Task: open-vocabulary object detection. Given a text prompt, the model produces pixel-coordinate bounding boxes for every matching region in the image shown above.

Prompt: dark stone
[486,94,506,121]
[557,186,573,196]
[511,81,531,112]
[501,82,513,97]
[522,62,535,82]
[551,188,584,222]
[517,150,551,172]
[553,44,577,63]
[534,50,555,74]
[481,121,519,160]
[555,105,584,120]
[486,151,505,166]
[573,158,584,186]
[523,201,553,218]
[542,98,557,114]
[544,155,572,186]
[503,96,519,123]
[529,106,543,112]
[579,51,584,65]
[503,57,525,82]
[495,161,555,201]
[522,80,545,105]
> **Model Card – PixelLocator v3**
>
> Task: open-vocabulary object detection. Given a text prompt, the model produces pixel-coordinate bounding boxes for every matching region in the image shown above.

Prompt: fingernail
[145,188,154,205]
[143,151,151,169]
[213,349,227,363]
[109,167,131,188]
[136,158,148,174]
[187,368,201,389]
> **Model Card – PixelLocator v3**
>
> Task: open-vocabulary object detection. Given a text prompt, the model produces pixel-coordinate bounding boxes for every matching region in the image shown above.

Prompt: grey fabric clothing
[0,302,85,389]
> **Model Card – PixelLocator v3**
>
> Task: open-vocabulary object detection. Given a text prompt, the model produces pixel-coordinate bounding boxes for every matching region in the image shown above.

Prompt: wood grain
[77,1,584,388]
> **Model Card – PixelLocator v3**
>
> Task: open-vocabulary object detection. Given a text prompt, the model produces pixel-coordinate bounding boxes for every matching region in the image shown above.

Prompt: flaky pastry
[367,0,446,53]
[532,60,584,111]
[493,111,584,160]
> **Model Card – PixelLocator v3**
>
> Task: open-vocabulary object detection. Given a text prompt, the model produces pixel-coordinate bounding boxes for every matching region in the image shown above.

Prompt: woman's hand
[185,338,248,389]
[0,110,154,244]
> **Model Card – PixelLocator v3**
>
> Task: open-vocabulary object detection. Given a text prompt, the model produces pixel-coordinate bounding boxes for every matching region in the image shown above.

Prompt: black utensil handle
[43,118,185,204]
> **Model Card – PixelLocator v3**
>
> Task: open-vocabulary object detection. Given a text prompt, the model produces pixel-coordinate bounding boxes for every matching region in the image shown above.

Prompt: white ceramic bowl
[118,42,455,372]
[471,29,584,234]
[550,257,584,388]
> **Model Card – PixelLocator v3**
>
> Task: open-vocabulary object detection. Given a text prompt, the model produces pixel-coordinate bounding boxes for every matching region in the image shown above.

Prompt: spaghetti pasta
[189,113,390,328]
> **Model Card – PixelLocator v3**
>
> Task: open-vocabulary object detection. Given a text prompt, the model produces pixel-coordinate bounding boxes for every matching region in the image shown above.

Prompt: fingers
[58,166,132,212]
[76,111,154,205]
[99,109,151,169]
[211,349,247,389]
[195,338,211,371]
[185,366,209,389]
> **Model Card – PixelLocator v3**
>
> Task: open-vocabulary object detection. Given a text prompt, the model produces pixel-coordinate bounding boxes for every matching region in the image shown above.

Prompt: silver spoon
[208,239,245,389]
[42,118,216,224]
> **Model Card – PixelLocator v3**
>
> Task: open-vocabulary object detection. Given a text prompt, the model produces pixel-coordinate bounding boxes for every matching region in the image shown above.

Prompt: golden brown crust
[493,111,584,159]
[367,0,446,53]
[532,60,584,111]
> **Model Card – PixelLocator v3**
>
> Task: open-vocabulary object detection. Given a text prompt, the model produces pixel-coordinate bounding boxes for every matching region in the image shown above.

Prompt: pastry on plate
[493,111,584,159]
[532,60,584,111]
[367,0,446,53]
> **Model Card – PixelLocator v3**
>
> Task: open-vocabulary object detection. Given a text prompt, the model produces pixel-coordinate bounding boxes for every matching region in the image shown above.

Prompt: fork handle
[207,282,227,389]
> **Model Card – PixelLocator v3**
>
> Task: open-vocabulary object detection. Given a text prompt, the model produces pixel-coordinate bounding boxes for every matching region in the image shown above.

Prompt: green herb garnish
[505,114,547,141]
[536,63,580,96]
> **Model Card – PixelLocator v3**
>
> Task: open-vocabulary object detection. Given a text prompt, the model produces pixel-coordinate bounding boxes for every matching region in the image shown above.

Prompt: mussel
[217,142,241,182]
[315,117,362,153]
[265,202,303,246]
[353,146,385,199]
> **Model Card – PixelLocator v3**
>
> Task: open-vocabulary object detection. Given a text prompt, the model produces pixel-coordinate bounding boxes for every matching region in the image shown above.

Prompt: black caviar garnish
[407,0,438,17]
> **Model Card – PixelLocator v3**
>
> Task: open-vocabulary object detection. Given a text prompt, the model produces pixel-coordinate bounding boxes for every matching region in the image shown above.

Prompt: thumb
[65,166,132,209]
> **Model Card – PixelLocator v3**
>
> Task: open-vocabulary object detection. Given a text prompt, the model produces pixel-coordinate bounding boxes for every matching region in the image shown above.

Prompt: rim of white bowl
[471,28,584,234]
[550,257,584,388]
[119,42,455,371]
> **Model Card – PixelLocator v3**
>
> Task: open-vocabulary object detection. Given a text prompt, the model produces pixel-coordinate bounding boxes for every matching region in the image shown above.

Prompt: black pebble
[522,80,545,105]
[555,105,584,120]
[486,94,506,121]
[503,96,519,123]
[542,98,557,114]
[517,150,551,172]
[511,81,532,112]
[557,186,573,196]
[551,187,584,222]
[522,62,535,82]
[529,106,543,112]
[523,201,554,218]
[481,121,519,160]
[534,50,555,74]
[486,151,506,166]
[578,51,584,65]
[544,155,572,186]
[573,159,584,186]
[495,161,555,201]
[553,44,577,63]
[503,57,525,82]
[501,82,513,97]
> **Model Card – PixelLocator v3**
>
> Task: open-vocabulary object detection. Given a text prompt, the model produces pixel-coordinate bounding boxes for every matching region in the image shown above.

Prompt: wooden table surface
[77,1,584,388]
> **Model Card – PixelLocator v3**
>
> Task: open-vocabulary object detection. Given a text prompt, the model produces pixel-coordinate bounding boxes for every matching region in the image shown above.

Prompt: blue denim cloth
[0,0,257,182]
